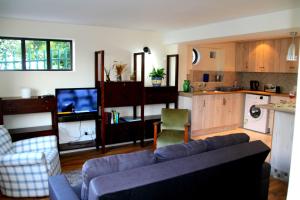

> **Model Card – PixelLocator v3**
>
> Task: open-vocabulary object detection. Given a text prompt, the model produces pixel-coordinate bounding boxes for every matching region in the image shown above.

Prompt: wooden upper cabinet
[265,39,281,72]
[248,41,257,72]
[279,37,299,73]
[236,38,299,73]
[236,42,249,72]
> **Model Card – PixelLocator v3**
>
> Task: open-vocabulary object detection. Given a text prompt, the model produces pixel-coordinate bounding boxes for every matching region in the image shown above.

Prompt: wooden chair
[153,108,190,150]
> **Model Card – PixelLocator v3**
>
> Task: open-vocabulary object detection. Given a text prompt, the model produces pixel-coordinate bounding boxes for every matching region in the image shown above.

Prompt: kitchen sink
[215,86,241,92]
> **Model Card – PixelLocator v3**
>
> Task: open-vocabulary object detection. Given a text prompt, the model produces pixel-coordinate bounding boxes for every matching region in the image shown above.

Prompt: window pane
[50,41,71,70]
[25,40,47,70]
[0,39,22,70]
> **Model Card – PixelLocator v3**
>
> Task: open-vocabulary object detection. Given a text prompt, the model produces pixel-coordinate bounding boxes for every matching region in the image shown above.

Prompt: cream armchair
[0,127,61,197]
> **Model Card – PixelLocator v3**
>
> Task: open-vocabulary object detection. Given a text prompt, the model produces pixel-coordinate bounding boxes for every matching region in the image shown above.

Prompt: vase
[152,77,162,87]
[183,80,190,92]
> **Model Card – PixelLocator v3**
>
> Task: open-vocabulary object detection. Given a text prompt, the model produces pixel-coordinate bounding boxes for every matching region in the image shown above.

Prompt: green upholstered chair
[153,108,190,149]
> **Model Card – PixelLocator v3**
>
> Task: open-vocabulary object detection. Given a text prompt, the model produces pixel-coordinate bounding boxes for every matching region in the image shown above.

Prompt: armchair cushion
[154,140,208,162]
[161,108,189,131]
[0,127,14,155]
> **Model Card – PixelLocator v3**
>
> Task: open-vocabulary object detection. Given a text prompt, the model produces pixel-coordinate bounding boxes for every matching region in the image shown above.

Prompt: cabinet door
[263,39,281,72]
[192,95,215,131]
[236,42,249,72]
[223,43,236,72]
[213,94,230,127]
[279,38,299,73]
[247,41,257,72]
[255,41,265,72]
[231,93,244,126]
[191,96,206,131]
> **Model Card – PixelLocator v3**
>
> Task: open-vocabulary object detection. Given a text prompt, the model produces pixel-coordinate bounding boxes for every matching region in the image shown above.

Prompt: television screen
[56,88,98,115]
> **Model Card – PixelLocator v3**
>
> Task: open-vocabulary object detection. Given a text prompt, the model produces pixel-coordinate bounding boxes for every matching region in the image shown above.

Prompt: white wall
[286,40,300,200]
[163,8,300,45]
[0,18,166,144]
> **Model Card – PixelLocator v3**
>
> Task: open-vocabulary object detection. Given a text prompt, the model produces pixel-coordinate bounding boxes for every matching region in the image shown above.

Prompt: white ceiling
[0,0,299,32]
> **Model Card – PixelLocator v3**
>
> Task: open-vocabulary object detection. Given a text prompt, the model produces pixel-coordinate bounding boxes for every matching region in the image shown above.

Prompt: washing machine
[243,94,270,133]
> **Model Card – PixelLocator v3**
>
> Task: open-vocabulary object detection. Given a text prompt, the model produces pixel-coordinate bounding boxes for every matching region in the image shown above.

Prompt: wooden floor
[0,139,288,200]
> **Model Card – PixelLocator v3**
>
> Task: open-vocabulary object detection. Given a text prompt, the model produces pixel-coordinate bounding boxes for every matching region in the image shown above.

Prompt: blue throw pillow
[154,140,208,162]
[205,133,250,151]
[81,150,155,200]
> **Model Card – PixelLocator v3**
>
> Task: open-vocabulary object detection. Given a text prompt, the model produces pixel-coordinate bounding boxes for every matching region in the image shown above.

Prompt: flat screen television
[55,88,98,116]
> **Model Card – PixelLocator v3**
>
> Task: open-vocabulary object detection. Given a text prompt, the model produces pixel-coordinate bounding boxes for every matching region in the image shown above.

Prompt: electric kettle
[250,80,259,91]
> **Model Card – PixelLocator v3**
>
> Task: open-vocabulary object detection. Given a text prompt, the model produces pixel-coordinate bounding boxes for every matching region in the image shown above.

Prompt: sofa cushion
[154,140,208,162]
[205,133,250,151]
[81,150,155,200]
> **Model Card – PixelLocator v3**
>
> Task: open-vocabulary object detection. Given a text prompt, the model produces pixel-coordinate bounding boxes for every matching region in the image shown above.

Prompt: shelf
[59,139,96,151]
[9,125,54,142]
[58,114,99,122]
[144,115,161,121]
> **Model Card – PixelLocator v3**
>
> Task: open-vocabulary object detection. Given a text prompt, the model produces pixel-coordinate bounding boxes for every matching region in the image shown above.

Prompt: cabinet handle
[223,98,226,105]
[203,100,206,107]
[289,66,295,69]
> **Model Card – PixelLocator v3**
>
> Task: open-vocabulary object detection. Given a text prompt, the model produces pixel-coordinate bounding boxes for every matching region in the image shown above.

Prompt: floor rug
[64,169,82,186]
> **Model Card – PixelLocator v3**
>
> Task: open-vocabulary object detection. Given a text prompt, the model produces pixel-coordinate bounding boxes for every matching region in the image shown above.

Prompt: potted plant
[149,67,166,87]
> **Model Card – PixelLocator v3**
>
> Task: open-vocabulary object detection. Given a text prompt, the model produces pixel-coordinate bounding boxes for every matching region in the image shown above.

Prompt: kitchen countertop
[256,103,295,114]
[179,90,290,97]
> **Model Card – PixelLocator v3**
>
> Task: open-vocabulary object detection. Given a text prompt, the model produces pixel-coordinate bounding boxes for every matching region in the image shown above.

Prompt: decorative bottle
[183,80,190,92]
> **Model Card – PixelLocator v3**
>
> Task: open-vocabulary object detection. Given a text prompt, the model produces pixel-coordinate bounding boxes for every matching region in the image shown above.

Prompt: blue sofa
[49,133,271,200]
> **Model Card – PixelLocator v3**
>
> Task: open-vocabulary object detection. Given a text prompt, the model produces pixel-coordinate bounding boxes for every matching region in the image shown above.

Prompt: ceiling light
[286,32,298,61]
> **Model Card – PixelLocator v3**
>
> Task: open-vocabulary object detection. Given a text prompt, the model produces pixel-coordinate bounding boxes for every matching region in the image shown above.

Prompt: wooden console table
[0,96,59,148]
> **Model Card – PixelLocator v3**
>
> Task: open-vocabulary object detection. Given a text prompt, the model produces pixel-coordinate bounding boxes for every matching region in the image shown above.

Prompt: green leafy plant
[149,67,166,79]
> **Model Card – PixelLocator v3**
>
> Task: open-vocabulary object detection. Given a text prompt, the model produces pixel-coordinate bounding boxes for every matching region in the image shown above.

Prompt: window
[0,37,72,71]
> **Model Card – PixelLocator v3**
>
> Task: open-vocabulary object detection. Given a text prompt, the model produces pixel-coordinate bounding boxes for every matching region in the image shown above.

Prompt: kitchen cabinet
[192,47,220,71]
[191,93,244,136]
[279,38,299,73]
[271,110,295,181]
[263,40,281,72]
[236,42,250,72]
[236,38,298,73]
[190,43,236,72]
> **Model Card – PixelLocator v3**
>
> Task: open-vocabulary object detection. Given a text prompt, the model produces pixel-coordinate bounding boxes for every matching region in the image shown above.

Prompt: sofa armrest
[258,162,271,200]
[49,175,80,200]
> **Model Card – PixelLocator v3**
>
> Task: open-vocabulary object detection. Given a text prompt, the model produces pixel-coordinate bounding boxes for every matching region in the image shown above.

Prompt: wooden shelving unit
[95,50,145,153]
[94,50,179,152]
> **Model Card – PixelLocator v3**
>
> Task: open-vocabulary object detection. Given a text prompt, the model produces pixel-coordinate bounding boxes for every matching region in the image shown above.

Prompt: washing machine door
[249,105,262,120]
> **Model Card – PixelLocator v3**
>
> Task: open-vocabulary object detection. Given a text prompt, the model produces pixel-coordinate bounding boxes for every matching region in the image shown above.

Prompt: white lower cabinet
[271,111,294,181]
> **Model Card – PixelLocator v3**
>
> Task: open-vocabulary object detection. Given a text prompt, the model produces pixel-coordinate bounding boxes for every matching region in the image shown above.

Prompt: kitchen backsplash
[237,72,298,93]
[187,70,297,93]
